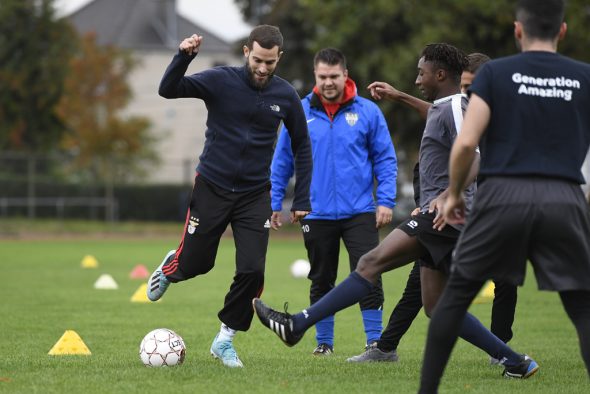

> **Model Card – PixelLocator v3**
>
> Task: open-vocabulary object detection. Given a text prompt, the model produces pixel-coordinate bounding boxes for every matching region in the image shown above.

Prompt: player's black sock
[460,312,521,366]
[292,272,373,334]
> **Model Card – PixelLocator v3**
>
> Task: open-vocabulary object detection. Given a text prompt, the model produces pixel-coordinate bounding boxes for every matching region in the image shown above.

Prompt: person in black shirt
[420,1,590,392]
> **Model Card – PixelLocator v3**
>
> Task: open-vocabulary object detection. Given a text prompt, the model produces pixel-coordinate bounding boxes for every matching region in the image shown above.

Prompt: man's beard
[320,89,340,103]
[246,62,273,89]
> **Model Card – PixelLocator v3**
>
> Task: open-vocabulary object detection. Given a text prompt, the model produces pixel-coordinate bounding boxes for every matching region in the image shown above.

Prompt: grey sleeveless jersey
[419,94,477,227]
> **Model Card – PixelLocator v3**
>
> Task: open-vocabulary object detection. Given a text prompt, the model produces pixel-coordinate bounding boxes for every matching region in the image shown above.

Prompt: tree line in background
[0,0,156,184]
[236,0,590,172]
[1,0,589,185]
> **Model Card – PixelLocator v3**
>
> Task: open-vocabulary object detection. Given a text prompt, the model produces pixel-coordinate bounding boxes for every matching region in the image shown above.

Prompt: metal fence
[0,151,117,221]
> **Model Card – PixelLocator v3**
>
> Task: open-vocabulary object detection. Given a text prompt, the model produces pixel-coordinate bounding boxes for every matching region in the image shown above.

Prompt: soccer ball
[290,259,311,278]
[139,328,186,367]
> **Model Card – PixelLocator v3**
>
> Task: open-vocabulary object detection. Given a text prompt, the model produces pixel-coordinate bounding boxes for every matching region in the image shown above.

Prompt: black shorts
[453,176,590,291]
[397,212,461,274]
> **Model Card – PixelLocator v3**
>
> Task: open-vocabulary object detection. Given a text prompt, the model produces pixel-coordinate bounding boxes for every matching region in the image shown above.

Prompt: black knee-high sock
[419,272,482,394]
[292,272,373,334]
[560,290,590,377]
[459,312,521,365]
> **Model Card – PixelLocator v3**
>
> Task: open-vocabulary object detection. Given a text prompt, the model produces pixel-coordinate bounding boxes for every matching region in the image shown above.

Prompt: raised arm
[158,34,203,98]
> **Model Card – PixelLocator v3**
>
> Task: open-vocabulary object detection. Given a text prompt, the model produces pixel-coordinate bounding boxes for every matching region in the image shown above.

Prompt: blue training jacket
[271,87,397,219]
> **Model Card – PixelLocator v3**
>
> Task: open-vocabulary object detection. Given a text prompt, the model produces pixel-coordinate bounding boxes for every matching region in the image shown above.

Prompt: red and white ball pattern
[139,328,186,367]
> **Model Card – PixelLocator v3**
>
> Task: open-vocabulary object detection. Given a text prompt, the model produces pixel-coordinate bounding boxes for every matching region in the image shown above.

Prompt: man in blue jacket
[146,25,312,368]
[270,47,397,355]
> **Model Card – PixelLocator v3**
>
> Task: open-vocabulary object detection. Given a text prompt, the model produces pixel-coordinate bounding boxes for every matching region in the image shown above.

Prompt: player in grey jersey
[253,43,537,381]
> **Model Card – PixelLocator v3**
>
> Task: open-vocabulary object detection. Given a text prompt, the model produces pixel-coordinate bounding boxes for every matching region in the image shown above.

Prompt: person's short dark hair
[516,0,565,40]
[421,43,468,84]
[466,53,491,74]
[247,25,283,51]
[314,48,347,69]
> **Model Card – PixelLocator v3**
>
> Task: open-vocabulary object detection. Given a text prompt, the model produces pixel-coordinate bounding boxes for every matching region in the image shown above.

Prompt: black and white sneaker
[312,343,333,356]
[502,355,539,379]
[252,298,303,347]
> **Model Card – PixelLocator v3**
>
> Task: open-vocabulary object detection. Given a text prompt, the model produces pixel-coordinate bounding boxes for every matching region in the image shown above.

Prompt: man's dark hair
[247,25,283,51]
[421,43,468,83]
[516,0,565,40]
[314,48,347,69]
[466,52,491,74]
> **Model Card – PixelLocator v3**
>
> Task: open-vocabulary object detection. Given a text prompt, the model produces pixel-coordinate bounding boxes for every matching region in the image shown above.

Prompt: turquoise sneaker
[210,334,243,368]
[146,250,175,301]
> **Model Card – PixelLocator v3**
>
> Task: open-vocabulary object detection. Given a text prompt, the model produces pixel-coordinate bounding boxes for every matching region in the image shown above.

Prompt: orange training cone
[129,264,150,279]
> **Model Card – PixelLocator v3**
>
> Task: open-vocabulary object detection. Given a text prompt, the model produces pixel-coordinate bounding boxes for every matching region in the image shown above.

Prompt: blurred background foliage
[0,0,77,152]
[0,0,589,221]
[2,0,589,175]
[236,0,590,172]
[0,0,155,184]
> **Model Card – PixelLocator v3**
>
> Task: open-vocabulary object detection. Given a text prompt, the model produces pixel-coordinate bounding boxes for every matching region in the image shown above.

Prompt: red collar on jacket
[312,78,356,121]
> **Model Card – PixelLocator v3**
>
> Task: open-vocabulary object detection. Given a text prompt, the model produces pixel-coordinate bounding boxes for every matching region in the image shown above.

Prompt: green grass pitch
[0,234,587,393]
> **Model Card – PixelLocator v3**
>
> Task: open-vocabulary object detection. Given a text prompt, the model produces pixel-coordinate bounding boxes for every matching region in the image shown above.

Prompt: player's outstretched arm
[158,34,204,98]
[367,81,431,120]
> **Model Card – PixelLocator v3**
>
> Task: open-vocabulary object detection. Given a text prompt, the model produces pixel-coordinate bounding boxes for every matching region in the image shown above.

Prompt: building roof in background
[68,0,235,53]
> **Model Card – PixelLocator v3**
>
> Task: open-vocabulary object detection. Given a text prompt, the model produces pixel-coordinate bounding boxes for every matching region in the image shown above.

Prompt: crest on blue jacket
[345,112,359,126]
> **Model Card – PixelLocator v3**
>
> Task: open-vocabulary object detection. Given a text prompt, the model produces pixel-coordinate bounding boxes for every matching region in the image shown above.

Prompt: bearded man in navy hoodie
[146,25,312,368]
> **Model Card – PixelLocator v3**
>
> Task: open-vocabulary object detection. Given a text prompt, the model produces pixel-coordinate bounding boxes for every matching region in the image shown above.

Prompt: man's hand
[376,206,393,228]
[428,194,449,231]
[367,81,402,101]
[442,193,466,225]
[367,81,430,119]
[270,211,282,230]
[179,34,203,55]
[290,211,310,223]
[410,207,420,217]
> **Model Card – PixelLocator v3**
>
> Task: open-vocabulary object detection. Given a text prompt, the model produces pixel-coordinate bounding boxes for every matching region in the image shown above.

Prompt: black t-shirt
[470,51,590,183]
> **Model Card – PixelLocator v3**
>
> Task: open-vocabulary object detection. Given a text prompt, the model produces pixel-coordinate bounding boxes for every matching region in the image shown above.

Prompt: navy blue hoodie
[159,50,312,211]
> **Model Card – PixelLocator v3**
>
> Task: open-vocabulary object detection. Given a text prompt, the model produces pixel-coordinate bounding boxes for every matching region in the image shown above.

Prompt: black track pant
[163,175,271,331]
[377,262,422,351]
[301,213,383,310]
[491,280,517,343]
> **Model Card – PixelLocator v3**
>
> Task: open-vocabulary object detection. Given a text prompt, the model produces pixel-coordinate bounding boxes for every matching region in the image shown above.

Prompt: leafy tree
[56,33,157,183]
[0,0,77,152]
[236,0,590,173]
